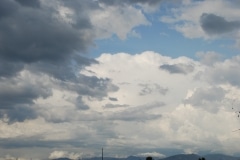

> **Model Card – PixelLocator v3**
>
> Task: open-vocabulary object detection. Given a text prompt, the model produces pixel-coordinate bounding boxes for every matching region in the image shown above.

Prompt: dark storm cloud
[0,60,24,78]
[0,79,51,109]
[160,63,194,74]
[0,78,51,123]
[28,55,97,82]
[0,0,17,19]
[0,0,132,124]
[15,0,41,8]
[0,0,120,123]
[200,13,240,35]
[0,0,93,64]
[1,106,38,123]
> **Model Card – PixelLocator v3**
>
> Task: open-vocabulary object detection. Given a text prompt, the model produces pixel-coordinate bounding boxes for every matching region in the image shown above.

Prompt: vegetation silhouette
[198,157,205,160]
[146,157,153,160]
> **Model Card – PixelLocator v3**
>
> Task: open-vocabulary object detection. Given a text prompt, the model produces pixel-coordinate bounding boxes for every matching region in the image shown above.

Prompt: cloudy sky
[1,0,240,159]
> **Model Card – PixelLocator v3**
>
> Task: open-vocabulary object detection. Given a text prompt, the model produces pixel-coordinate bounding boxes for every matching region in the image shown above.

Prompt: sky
[1,0,240,159]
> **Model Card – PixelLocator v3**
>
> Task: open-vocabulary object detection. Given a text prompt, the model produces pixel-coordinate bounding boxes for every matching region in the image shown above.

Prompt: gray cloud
[0,0,17,19]
[15,0,41,8]
[75,96,90,110]
[196,51,223,66]
[98,0,162,6]
[108,102,164,121]
[0,0,121,122]
[0,79,51,109]
[160,63,194,74]
[0,137,88,149]
[108,109,160,121]
[27,55,97,82]
[109,97,118,101]
[211,68,240,87]
[59,76,119,100]
[0,60,24,78]
[185,87,225,105]
[184,87,226,112]
[198,56,240,87]
[0,77,51,123]
[103,103,129,108]
[200,13,240,35]
[1,106,38,123]
[139,83,168,96]
[0,0,93,68]
[139,84,153,96]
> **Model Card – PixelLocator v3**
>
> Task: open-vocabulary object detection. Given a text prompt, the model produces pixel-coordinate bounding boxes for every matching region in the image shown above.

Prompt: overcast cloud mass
[0,0,240,159]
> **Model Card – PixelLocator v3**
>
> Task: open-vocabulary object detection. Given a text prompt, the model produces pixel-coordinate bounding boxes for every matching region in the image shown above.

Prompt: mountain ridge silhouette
[52,153,240,160]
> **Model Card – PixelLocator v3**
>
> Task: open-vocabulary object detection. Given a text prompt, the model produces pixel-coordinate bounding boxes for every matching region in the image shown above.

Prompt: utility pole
[102,148,103,160]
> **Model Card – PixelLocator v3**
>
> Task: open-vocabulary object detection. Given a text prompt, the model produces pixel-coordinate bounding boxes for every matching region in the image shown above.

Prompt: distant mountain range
[53,154,240,160]
[160,154,239,160]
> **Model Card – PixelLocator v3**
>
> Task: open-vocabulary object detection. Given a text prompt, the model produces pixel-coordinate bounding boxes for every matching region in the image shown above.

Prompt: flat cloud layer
[0,0,240,159]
